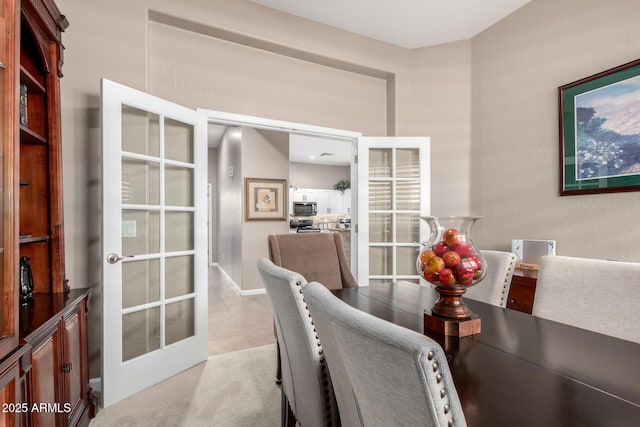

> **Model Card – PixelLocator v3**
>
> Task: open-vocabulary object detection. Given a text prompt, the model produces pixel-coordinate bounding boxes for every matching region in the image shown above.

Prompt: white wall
[289,162,350,189]
[216,128,243,285]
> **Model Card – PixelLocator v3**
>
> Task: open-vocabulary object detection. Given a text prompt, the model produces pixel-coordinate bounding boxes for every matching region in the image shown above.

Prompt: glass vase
[416,216,486,319]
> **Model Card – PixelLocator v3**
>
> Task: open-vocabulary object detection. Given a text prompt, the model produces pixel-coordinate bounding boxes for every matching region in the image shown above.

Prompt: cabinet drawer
[506,272,538,314]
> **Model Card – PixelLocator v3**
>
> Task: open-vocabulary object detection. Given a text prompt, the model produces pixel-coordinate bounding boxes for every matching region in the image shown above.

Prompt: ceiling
[289,133,351,166]
[249,0,530,49]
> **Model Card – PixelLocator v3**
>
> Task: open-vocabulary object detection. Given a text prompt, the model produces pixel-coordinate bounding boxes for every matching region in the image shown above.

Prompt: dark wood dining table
[333,281,640,427]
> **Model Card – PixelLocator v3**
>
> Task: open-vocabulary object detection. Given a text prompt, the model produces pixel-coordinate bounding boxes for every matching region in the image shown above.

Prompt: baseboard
[216,265,267,296]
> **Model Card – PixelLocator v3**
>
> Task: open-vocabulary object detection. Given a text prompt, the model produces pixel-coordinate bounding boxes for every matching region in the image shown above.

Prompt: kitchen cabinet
[292,189,317,202]
[291,188,351,215]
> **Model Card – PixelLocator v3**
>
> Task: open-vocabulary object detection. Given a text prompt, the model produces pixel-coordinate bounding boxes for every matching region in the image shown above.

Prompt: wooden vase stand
[424,286,481,337]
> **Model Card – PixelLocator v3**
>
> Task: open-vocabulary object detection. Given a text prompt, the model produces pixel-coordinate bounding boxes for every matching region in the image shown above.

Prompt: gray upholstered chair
[532,255,640,344]
[302,281,468,427]
[257,258,338,427]
[463,250,517,307]
[268,232,357,383]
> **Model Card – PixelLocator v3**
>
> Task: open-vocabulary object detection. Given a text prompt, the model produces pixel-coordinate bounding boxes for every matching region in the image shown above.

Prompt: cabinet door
[327,191,342,214]
[315,190,329,214]
[342,189,351,214]
[31,332,60,427]
[63,311,85,424]
[0,346,30,426]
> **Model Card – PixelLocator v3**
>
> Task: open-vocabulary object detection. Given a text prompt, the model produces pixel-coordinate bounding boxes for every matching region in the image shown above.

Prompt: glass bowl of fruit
[416,216,486,319]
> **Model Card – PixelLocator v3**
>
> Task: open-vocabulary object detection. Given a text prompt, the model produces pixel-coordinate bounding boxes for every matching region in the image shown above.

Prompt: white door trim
[197,108,362,272]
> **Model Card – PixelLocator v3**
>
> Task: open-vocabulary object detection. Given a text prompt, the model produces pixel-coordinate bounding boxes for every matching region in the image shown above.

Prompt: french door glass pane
[166,299,195,345]
[164,119,194,163]
[397,247,419,276]
[396,213,420,243]
[166,256,194,298]
[122,210,160,255]
[122,259,160,308]
[369,181,392,210]
[122,307,160,362]
[121,105,159,157]
[396,180,420,210]
[369,148,392,177]
[165,166,193,207]
[122,159,160,205]
[369,213,392,243]
[369,246,392,276]
[165,212,194,252]
[396,148,419,177]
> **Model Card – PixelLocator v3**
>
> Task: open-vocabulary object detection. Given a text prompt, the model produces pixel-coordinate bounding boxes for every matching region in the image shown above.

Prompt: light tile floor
[208,265,276,356]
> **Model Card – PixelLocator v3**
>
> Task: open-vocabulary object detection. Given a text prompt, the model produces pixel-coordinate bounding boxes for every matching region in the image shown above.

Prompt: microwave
[292,201,317,216]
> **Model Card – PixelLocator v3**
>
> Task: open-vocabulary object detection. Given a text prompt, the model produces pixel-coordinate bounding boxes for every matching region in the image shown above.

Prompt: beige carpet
[90,344,280,427]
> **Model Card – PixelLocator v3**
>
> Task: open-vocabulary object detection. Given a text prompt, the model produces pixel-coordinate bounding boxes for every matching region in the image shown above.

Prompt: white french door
[357,137,430,285]
[101,79,208,407]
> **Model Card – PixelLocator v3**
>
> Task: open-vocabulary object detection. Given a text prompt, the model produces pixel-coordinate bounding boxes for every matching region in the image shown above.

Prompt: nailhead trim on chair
[294,279,336,426]
[427,349,456,427]
[499,256,517,307]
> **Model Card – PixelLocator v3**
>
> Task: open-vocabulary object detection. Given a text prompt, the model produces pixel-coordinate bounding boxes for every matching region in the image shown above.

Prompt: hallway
[208,265,276,355]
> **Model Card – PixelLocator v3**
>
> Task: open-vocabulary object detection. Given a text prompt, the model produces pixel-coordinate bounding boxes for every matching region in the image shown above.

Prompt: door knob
[106,253,134,264]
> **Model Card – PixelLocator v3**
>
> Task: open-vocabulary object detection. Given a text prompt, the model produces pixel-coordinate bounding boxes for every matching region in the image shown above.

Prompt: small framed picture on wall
[245,178,287,221]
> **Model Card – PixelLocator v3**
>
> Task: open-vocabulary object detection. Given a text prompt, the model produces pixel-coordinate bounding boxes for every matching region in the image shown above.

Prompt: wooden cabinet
[0,345,31,427]
[506,270,538,314]
[21,289,94,427]
[0,1,94,425]
[19,0,68,294]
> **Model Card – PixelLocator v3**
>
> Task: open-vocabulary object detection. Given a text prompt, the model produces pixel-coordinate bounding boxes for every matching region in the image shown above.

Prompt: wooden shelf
[20,125,48,144]
[19,235,50,244]
[20,65,46,94]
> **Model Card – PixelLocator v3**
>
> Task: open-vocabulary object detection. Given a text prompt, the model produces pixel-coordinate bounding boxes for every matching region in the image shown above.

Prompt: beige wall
[59,0,462,290]
[60,0,640,377]
[470,0,640,261]
[241,129,290,291]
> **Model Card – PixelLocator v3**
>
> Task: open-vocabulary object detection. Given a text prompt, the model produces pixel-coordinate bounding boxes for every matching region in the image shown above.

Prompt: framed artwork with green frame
[559,58,640,196]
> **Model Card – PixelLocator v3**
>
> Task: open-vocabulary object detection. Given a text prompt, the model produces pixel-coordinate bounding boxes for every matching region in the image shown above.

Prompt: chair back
[257,258,338,426]
[464,250,517,307]
[302,282,467,427]
[268,232,357,290]
[533,255,640,343]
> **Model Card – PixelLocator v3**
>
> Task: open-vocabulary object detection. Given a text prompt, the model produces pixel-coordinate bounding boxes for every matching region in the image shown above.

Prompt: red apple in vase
[468,255,483,270]
[455,262,474,277]
[423,271,440,283]
[442,250,461,268]
[433,242,448,257]
[420,249,437,264]
[443,228,461,246]
[456,269,474,285]
[451,242,474,257]
[425,256,445,274]
[438,268,456,286]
